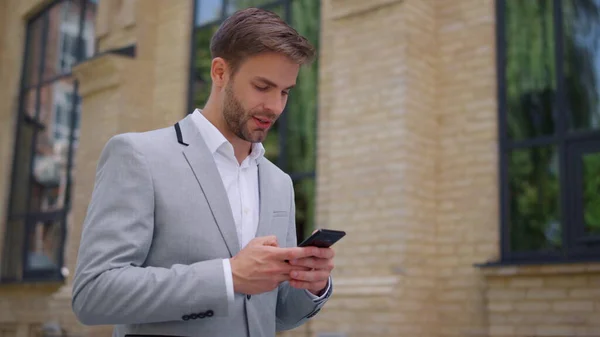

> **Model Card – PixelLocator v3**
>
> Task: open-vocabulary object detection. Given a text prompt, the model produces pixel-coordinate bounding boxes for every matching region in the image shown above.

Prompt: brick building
[1,0,600,337]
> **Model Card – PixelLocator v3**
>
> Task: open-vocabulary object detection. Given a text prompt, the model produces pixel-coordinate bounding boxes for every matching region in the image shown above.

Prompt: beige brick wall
[483,263,600,337]
[95,0,137,52]
[315,0,499,336]
[312,0,439,336]
[435,0,498,336]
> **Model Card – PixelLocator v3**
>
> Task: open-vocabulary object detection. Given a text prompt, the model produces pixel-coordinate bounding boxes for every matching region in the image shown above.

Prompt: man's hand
[287,246,335,296]
[230,236,315,295]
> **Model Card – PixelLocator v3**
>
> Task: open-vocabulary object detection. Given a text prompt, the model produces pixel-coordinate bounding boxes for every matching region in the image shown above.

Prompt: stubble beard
[222,82,269,143]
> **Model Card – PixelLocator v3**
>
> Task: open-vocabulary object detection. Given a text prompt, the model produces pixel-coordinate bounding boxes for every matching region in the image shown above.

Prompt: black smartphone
[298,229,346,248]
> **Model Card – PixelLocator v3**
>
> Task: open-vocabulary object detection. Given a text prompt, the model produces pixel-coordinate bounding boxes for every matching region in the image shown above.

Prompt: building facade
[1,0,600,337]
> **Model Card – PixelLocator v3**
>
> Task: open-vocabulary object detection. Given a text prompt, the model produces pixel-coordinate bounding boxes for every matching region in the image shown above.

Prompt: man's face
[222,52,300,143]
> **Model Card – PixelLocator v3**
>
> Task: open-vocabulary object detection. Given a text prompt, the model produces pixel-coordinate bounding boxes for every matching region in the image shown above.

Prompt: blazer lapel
[255,159,274,239]
[177,115,240,257]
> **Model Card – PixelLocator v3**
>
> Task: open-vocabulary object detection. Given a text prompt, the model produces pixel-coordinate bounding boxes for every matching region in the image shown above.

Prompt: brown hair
[210,7,316,74]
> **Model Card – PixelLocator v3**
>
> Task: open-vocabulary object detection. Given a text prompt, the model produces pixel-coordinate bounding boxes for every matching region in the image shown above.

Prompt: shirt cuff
[304,276,331,303]
[222,259,235,311]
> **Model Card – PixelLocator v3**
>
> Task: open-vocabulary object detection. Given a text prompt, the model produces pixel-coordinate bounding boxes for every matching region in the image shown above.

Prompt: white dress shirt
[191,110,328,308]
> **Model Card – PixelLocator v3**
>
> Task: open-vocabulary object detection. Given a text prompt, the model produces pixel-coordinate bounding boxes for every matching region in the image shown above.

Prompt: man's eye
[282,91,289,96]
[255,85,268,91]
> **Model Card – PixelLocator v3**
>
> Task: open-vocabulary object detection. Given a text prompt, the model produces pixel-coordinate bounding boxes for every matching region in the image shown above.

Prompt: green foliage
[583,153,600,233]
[287,0,319,238]
[505,0,556,141]
[508,147,561,251]
[192,24,218,110]
[229,0,277,10]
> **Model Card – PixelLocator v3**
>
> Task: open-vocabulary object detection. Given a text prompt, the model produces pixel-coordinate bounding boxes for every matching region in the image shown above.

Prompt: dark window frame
[187,0,318,243]
[496,0,600,264]
[2,0,95,283]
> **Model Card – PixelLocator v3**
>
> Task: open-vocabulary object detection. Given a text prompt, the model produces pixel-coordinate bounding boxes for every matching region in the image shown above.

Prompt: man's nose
[264,93,285,115]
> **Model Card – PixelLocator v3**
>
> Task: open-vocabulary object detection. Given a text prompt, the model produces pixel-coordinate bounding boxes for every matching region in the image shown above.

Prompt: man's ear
[211,57,228,88]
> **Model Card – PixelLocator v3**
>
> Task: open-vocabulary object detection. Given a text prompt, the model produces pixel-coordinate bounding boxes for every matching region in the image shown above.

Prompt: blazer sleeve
[274,176,332,331]
[71,134,229,326]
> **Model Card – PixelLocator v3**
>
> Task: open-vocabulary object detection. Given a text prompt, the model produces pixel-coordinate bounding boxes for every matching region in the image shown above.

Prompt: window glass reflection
[3,0,96,281]
[563,0,600,131]
[582,151,600,234]
[508,146,562,252]
[44,0,81,80]
[196,0,223,25]
[30,79,76,214]
[504,0,556,141]
[26,219,61,271]
[226,0,275,15]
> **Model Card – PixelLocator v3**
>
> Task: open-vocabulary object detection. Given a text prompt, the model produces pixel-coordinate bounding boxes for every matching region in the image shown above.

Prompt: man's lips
[252,116,272,128]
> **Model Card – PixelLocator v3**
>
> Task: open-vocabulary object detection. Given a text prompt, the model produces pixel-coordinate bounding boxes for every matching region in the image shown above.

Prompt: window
[497,0,600,262]
[2,0,96,283]
[54,91,81,143]
[57,1,95,73]
[189,0,320,243]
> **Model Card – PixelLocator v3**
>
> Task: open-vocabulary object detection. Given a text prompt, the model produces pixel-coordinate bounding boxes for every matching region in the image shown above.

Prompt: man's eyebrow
[254,76,295,90]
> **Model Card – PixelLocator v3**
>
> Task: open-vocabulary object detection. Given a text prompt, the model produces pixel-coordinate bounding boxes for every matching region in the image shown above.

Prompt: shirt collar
[191,109,265,161]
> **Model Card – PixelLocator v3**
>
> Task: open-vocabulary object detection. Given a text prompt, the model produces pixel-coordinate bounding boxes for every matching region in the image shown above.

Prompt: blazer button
[246,294,251,300]
[190,314,198,320]
[182,315,190,321]
[206,310,214,317]
[198,313,206,319]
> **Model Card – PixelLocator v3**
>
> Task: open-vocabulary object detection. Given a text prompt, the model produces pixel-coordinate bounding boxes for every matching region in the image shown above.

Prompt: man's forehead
[235,53,299,83]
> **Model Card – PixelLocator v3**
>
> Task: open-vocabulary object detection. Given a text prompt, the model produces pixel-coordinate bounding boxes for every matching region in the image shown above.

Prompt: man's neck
[201,107,252,165]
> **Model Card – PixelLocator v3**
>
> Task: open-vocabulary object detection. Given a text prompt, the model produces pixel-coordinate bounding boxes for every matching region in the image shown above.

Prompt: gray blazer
[71,113,331,337]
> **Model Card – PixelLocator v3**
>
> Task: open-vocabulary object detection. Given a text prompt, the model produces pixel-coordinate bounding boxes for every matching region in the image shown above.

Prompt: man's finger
[313,247,335,259]
[276,261,310,274]
[290,270,329,282]
[276,273,292,283]
[288,257,328,270]
[275,247,318,261]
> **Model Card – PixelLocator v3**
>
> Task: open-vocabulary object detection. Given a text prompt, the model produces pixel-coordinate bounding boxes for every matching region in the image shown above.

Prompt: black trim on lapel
[177,115,240,257]
[174,122,189,146]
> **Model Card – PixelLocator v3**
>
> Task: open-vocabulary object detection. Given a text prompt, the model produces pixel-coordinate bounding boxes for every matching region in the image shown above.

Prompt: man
[71,7,335,337]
